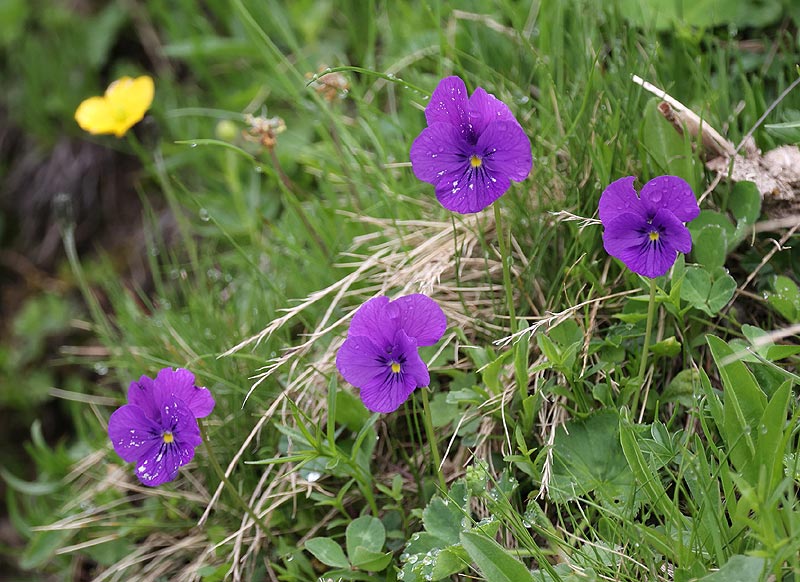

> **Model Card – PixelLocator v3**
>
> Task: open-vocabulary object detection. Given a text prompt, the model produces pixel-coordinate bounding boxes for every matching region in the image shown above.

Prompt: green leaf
[692,224,728,268]
[663,368,699,407]
[688,210,735,248]
[348,547,392,571]
[680,266,735,316]
[346,515,385,559]
[429,546,469,579]
[706,335,766,477]
[728,181,761,225]
[641,98,692,178]
[305,537,350,569]
[765,275,800,322]
[764,119,800,143]
[20,529,73,570]
[549,320,583,346]
[403,543,469,582]
[422,496,464,546]
[695,554,766,581]
[707,271,737,314]
[755,381,792,491]
[619,414,683,525]
[460,531,535,582]
[548,411,636,511]
[649,336,681,357]
[335,388,371,432]
[481,350,513,393]
[0,468,60,496]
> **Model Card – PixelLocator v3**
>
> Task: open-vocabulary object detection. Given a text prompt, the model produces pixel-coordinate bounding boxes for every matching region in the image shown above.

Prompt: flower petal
[435,162,511,214]
[348,296,394,346]
[154,367,215,419]
[424,76,470,129]
[336,333,389,389]
[640,175,699,223]
[477,120,532,182]
[127,375,160,421]
[598,176,647,224]
[467,86,516,136]
[74,96,120,136]
[134,395,200,487]
[603,209,689,278]
[160,395,202,450]
[105,76,155,137]
[410,122,471,186]
[108,404,162,463]
[134,439,194,487]
[652,207,693,254]
[388,294,447,346]
[358,331,429,414]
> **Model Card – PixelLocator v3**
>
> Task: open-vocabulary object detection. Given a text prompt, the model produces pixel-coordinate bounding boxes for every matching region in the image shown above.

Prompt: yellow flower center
[649,231,660,241]
[162,431,174,444]
[391,362,401,374]
[469,155,482,168]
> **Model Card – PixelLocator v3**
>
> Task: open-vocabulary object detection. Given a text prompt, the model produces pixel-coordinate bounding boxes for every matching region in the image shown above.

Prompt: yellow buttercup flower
[74,75,154,137]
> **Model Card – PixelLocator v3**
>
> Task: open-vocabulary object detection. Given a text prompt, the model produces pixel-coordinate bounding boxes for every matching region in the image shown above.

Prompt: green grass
[2,0,800,580]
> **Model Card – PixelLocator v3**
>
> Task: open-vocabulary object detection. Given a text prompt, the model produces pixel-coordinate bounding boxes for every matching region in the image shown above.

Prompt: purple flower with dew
[336,295,446,413]
[108,368,214,487]
[599,175,700,278]
[410,76,532,214]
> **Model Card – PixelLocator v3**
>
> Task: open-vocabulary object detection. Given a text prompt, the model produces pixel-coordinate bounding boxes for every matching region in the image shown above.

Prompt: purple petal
[134,396,201,487]
[127,376,159,421]
[653,207,693,254]
[424,76,470,129]
[159,395,203,449]
[336,333,389,389]
[108,404,162,463]
[134,438,196,487]
[387,294,447,346]
[154,367,215,419]
[435,161,511,214]
[598,176,647,224]
[467,87,516,137]
[410,122,471,186]
[603,209,690,278]
[477,120,532,182]
[348,296,394,346]
[640,175,699,223]
[359,331,429,414]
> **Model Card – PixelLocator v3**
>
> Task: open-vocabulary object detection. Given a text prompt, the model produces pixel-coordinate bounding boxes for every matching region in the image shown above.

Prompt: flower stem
[199,421,272,538]
[420,387,446,492]
[631,278,657,416]
[493,203,518,335]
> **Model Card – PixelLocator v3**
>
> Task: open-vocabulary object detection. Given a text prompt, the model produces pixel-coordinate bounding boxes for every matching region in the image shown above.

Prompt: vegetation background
[1,0,799,580]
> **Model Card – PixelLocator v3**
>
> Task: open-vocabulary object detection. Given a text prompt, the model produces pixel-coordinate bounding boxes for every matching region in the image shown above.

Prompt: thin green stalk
[420,387,446,492]
[494,203,530,406]
[58,207,115,342]
[199,421,272,538]
[493,203,518,335]
[268,148,332,262]
[631,278,657,416]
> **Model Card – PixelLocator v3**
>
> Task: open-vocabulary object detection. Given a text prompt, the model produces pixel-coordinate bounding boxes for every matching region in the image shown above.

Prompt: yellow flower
[74,75,154,137]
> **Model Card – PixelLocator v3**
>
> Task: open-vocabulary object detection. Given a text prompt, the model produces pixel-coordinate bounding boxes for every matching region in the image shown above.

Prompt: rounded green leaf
[346,515,385,559]
[305,537,350,569]
[692,224,728,269]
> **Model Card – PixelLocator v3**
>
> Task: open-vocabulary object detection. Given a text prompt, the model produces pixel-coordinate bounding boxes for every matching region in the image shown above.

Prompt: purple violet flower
[335,295,446,413]
[409,76,532,214]
[599,175,700,278]
[108,368,214,487]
